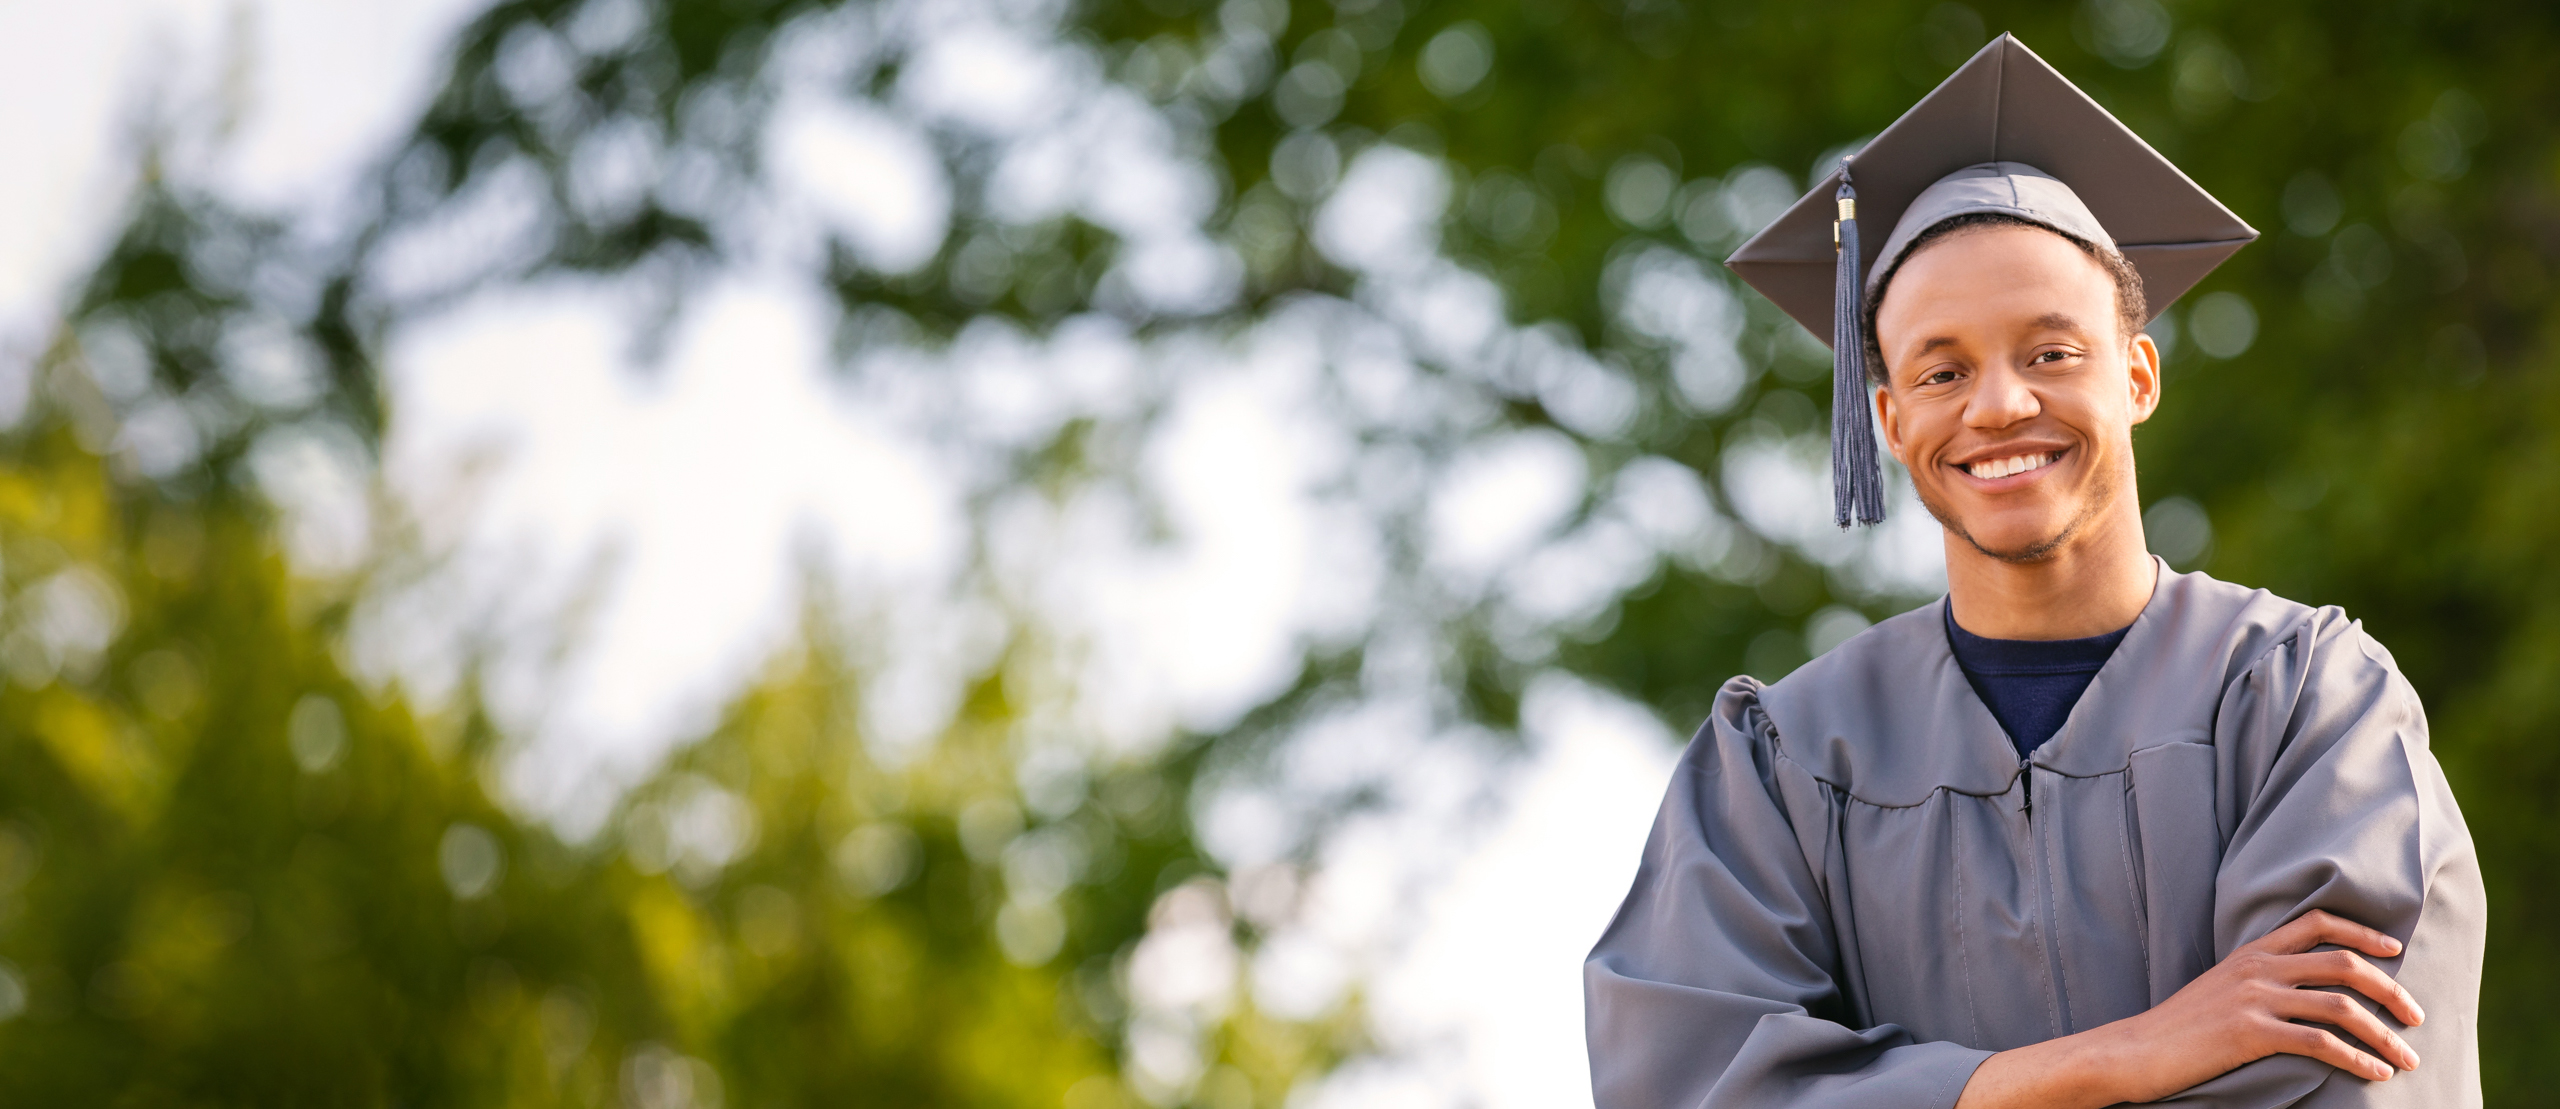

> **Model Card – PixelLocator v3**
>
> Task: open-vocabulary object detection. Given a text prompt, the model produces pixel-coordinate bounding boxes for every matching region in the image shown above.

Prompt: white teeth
[1967,452,2055,480]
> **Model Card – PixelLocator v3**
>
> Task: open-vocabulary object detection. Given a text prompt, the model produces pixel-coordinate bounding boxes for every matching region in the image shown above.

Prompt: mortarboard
[1727,33,2258,527]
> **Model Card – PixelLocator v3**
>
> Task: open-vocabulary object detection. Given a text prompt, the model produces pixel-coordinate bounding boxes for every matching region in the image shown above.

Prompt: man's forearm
[1958,912,2422,1107]
[1954,1024,2143,1109]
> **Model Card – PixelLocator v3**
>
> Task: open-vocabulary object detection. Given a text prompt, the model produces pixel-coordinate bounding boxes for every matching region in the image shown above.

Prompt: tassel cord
[1831,164,1888,527]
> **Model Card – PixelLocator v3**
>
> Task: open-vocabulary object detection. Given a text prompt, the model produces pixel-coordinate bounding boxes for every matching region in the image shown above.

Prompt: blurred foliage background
[1,0,2555,1104]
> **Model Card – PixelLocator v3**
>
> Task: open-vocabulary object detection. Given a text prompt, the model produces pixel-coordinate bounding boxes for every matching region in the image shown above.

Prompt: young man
[1584,36,2483,1109]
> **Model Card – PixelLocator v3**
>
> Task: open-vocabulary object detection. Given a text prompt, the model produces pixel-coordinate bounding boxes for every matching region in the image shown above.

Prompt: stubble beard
[1915,451,2122,566]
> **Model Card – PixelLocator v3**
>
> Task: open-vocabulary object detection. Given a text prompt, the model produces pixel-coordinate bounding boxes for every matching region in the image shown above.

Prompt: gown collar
[1759,556,2261,804]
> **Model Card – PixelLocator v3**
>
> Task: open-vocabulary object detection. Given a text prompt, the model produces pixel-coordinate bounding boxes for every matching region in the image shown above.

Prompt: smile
[1963,452,2058,480]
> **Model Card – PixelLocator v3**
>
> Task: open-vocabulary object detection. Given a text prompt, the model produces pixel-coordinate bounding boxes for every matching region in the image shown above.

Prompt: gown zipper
[2021,755,2075,1034]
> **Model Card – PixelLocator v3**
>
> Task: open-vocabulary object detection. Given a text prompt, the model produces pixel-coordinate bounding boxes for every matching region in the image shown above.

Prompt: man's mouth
[1962,451,2058,480]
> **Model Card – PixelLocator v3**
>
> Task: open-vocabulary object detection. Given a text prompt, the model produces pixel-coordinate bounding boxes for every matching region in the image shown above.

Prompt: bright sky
[0,3,1717,1105]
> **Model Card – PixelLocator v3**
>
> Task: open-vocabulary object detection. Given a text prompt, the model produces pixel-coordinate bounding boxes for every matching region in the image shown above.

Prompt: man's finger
[2283,949,2426,1028]
[2239,912,2318,955]
[2273,1023,2398,1083]
[2305,913,2405,960]
[2245,910,2342,955]
[2252,909,2403,960]
[2272,988,2421,1072]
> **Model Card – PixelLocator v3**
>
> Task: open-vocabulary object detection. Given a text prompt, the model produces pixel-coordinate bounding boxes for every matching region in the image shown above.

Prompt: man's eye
[1922,369,1960,385]
[2032,350,2073,364]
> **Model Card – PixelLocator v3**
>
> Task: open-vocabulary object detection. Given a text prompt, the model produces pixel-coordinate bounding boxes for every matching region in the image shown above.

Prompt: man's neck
[1943,506,2158,641]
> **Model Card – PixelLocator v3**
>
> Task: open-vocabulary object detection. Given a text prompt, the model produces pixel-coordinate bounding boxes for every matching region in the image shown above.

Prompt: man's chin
[1958,526,2074,564]
[1916,496,2079,564]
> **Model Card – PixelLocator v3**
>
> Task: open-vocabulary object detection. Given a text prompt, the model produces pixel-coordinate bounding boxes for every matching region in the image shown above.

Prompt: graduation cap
[1727,33,2257,527]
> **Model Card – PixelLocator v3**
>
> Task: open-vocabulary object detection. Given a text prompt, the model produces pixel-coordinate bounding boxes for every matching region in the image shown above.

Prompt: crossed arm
[1955,910,2424,1109]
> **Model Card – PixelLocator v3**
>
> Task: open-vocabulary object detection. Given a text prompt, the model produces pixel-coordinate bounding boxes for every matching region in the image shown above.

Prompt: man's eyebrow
[1902,314,2088,362]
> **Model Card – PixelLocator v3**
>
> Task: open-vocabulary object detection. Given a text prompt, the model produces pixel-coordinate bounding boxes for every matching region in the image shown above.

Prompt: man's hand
[2110,910,2424,1097]
[1956,910,2424,1109]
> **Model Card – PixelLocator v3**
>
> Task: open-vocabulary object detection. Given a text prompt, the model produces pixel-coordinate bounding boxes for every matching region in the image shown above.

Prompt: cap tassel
[1831,161,1886,527]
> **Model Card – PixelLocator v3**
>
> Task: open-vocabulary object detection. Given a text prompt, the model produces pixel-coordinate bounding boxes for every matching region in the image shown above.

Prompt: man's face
[1872,224,2160,563]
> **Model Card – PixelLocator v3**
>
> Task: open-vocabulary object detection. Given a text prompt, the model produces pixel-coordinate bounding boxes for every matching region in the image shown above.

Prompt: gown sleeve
[1583,678,1993,1109]
[2153,616,2486,1107]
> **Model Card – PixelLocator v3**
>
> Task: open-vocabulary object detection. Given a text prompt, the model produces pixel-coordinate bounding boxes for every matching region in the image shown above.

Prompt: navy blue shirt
[1944,605,2131,759]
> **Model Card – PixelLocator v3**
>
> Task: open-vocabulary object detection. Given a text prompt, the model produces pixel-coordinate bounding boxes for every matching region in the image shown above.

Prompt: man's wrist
[1958,1019,2153,1109]
[2055,1018,2146,1106]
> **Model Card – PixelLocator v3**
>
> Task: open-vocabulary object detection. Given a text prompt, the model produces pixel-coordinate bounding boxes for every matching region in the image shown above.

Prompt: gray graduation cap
[1727,33,2257,527]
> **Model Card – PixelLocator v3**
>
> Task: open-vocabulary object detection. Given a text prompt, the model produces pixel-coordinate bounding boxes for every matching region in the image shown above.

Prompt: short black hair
[1861,212,2148,385]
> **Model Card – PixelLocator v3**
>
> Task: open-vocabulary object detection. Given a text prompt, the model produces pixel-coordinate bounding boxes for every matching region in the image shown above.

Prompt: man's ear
[1875,382,1906,466]
[2127,332,2163,425]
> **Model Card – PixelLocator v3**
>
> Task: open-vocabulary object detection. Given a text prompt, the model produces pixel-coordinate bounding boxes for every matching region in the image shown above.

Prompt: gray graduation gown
[1585,564,2483,1107]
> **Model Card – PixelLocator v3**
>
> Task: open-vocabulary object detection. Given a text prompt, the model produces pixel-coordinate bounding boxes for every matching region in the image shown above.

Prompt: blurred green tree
[12,0,2560,1102]
[0,361,1348,1103]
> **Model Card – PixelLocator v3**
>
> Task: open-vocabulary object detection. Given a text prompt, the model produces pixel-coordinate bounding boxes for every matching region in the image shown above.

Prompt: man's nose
[1964,363,2041,429]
